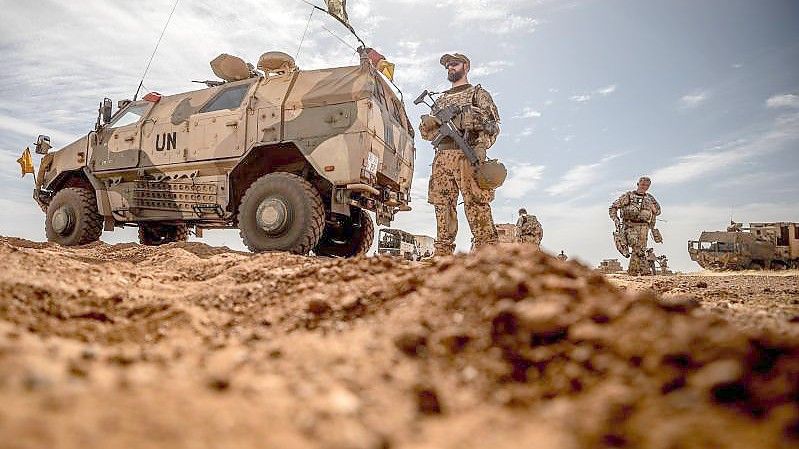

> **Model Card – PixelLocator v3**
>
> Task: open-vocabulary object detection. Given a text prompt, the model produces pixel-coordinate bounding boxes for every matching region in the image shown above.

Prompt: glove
[419,114,442,141]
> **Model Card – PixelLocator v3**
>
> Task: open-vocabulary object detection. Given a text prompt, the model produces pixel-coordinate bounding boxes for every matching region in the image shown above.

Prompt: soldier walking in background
[419,53,501,256]
[609,177,662,275]
[516,208,543,250]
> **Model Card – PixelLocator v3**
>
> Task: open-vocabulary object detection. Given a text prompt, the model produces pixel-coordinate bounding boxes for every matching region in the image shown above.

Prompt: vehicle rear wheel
[314,209,374,258]
[238,172,324,255]
[138,223,188,246]
[45,187,103,246]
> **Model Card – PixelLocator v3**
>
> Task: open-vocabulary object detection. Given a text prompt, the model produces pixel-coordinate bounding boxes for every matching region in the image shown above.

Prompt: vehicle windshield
[695,241,736,252]
[110,103,149,128]
[378,230,400,248]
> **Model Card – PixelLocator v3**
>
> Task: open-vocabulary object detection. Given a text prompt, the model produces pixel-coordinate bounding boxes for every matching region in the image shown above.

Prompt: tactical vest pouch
[475,159,507,190]
[652,228,663,243]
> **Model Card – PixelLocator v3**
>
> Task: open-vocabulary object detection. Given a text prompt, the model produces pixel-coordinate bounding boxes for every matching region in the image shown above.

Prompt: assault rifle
[414,89,506,189]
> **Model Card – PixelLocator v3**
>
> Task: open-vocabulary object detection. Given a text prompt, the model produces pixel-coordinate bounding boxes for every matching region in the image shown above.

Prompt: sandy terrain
[0,237,796,449]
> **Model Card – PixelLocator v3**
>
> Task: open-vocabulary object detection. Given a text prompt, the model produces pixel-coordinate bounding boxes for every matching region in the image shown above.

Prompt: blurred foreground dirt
[0,236,797,449]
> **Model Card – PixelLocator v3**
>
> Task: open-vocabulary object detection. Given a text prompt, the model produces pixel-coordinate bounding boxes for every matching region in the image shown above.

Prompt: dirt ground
[0,236,797,449]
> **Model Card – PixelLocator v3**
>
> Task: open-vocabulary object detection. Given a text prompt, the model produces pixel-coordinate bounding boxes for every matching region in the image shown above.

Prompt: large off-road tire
[138,223,188,246]
[314,210,375,258]
[238,172,325,255]
[45,187,103,246]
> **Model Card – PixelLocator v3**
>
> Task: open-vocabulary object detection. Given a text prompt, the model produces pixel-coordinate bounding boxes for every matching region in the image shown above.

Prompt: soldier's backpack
[519,214,540,235]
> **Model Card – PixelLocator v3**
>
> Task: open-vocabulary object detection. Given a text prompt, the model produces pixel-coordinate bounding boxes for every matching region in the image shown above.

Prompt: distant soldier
[557,250,568,262]
[657,255,669,273]
[516,208,543,250]
[420,53,501,256]
[609,176,662,275]
[646,248,657,275]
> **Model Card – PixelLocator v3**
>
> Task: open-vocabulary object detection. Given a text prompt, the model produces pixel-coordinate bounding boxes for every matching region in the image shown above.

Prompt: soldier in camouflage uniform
[419,53,501,256]
[609,177,662,275]
[516,208,543,250]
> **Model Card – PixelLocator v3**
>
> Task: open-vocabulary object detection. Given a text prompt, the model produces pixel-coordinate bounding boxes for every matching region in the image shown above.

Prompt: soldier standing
[609,177,662,275]
[516,208,543,250]
[646,248,657,275]
[419,53,501,256]
[557,251,568,262]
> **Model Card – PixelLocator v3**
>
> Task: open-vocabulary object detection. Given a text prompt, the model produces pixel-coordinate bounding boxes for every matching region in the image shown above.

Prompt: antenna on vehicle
[298,0,366,48]
[133,0,181,101]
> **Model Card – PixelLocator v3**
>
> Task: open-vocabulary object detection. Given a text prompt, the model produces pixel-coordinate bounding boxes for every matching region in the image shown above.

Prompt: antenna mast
[133,0,181,101]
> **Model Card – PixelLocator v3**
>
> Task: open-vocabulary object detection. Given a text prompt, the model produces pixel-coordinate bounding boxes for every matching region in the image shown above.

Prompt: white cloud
[596,84,617,96]
[0,114,78,147]
[570,94,591,103]
[499,163,545,199]
[546,154,619,196]
[470,60,513,77]
[513,107,542,119]
[680,91,708,108]
[651,112,799,185]
[568,84,617,103]
[766,93,799,109]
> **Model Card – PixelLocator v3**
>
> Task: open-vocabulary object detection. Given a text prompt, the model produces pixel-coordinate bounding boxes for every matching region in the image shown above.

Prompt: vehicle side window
[200,84,250,113]
[110,103,149,128]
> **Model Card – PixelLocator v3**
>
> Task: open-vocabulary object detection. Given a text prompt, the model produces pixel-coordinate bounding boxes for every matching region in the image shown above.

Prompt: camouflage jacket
[516,213,543,239]
[419,83,500,152]
[609,191,661,224]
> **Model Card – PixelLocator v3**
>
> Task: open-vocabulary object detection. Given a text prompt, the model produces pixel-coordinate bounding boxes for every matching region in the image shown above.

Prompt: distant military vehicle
[496,223,517,244]
[377,228,418,260]
[596,259,624,274]
[31,51,415,257]
[688,222,799,270]
[413,234,434,259]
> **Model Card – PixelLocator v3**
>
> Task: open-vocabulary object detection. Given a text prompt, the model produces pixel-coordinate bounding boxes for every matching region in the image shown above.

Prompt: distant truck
[413,234,434,259]
[596,259,624,274]
[495,223,518,244]
[377,228,431,260]
[688,222,799,270]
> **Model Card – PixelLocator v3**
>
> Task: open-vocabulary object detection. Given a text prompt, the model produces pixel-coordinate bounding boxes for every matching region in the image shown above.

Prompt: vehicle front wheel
[138,223,188,246]
[45,187,103,246]
[238,172,325,255]
[314,209,374,258]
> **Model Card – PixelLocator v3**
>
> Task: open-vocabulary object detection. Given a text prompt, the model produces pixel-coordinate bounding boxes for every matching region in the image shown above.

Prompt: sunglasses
[445,61,462,68]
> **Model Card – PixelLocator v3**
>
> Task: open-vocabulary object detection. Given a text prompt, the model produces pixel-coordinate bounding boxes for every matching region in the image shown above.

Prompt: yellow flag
[378,60,395,81]
[17,147,34,177]
[326,0,349,25]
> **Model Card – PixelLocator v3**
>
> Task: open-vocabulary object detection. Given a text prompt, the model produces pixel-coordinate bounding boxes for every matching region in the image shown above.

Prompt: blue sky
[1,0,797,271]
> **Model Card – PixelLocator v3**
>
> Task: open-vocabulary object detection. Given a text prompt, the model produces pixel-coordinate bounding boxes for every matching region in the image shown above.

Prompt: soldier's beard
[448,68,465,82]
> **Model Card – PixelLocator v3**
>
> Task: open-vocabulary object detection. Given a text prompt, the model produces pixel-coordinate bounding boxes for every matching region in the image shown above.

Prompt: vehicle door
[90,102,151,171]
[187,80,256,162]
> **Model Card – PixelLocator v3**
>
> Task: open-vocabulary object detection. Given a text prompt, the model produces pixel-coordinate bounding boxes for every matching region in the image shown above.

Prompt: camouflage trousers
[625,223,650,275]
[428,149,497,256]
[518,234,541,251]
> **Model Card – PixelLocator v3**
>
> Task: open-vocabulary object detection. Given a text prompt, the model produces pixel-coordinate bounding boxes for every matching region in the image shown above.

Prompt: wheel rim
[256,197,290,234]
[51,206,75,235]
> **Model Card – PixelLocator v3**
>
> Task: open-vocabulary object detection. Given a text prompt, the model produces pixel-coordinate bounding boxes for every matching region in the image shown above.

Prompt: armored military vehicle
[596,259,624,274]
[377,228,418,260]
[31,51,415,257]
[495,223,518,244]
[688,222,799,270]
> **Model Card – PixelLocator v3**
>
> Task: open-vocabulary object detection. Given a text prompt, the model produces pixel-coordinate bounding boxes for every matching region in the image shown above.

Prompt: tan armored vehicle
[688,222,799,269]
[596,259,624,274]
[31,51,415,257]
[495,223,518,244]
